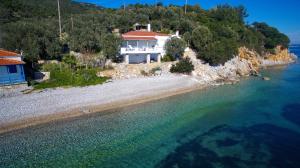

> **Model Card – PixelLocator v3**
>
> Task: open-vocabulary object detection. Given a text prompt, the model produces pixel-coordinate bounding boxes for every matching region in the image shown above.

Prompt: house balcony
[120,47,164,55]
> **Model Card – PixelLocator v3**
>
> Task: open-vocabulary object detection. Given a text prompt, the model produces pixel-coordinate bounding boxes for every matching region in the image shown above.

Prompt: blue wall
[0,64,26,85]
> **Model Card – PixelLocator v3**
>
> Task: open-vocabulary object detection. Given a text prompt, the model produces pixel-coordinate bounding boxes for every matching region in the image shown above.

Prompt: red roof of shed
[0,58,25,66]
[0,49,20,57]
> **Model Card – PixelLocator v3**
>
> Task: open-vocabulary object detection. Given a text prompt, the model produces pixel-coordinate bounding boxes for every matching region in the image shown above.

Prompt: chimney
[147,24,151,32]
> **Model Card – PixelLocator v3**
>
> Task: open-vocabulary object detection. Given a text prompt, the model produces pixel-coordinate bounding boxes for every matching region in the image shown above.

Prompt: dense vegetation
[0,0,290,68]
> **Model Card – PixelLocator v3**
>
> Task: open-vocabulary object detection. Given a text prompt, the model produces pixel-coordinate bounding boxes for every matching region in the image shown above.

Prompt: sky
[76,0,300,44]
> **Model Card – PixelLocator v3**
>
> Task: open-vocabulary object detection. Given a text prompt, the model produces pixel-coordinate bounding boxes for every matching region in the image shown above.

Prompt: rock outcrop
[262,46,297,66]
[185,45,297,85]
[185,48,255,85]
[238,47,261,71]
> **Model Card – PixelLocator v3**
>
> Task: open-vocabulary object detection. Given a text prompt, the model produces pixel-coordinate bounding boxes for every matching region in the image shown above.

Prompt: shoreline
[0,75,206,134]
[0,84,207,135]
[0,60,296,135]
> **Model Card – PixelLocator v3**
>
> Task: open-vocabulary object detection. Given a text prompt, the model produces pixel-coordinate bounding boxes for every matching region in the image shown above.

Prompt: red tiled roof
[122,36,157,40]
[0,49,20,57]
[0,58,25,66]
[122,31,169,37]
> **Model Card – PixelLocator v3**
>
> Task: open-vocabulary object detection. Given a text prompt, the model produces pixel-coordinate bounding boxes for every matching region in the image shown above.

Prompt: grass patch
[34,64,109,89]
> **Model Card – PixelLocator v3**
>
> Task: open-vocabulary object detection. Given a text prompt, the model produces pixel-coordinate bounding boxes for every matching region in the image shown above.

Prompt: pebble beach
[0,74,201,133]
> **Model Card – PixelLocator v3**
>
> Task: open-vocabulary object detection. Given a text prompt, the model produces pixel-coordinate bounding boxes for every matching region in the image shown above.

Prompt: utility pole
[184,0,188,14]
[57,0,62,39]
[71,14,74,30]
[123,0,126,11]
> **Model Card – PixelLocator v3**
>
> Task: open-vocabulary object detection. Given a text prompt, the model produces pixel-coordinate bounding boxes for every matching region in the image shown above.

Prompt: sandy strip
[0,74,205,134]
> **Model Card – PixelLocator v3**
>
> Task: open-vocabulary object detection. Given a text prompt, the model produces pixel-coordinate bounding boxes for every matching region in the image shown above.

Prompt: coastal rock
[262,46,296,65]
[237,46,296,72]
[238,47,261,71]
[184,48,249,85]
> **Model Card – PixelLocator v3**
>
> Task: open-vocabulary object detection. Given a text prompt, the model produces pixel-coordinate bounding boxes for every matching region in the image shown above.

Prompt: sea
[0,45,300,168]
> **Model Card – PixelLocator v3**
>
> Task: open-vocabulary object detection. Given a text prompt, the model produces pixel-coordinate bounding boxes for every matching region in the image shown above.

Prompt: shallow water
[1,46,300,168]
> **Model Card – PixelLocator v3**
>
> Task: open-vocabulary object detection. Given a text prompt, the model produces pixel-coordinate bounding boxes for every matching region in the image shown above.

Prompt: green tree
[239,26,265,53]
[183,32,192,47]
[191,25,238,65]
[253,22,290,49]
[164,37,186,59]
[176,19,195,34]
[101,34,121,60]
[207,38,238,65]
[191,26,213,60]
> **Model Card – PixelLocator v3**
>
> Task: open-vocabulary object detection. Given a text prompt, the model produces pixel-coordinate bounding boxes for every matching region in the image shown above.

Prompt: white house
[120,24,176,64]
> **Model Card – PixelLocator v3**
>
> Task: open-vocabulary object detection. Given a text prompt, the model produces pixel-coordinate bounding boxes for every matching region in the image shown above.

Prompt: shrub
[62,54,77,68]
[140,70,149,76]
[170,57,194,74]
[42,62,68,72]
[162,54,175,62]
[150,67,161,74]
[42,63,57,72]
[34,65,108,89]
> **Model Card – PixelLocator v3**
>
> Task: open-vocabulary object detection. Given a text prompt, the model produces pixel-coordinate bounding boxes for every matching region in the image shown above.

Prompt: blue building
[0,50,26,85]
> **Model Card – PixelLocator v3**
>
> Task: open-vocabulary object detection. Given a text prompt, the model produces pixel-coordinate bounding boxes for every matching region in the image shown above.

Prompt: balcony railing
[120,47,164,54]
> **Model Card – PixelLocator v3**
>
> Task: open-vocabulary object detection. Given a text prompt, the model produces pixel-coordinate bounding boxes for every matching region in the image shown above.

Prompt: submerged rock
[262,77,271,81]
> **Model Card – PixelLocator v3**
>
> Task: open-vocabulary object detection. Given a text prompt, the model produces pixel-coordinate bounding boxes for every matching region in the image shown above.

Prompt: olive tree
[164,37,186,60]
[101,34,122,61]
[191,26,213,58]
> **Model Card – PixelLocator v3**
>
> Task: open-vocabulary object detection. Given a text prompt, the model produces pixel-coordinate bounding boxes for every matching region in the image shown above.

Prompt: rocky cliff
[238,47,261,71]
[261,46,297,66]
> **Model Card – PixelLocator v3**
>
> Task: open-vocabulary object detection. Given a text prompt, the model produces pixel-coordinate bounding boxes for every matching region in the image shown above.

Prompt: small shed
[0,50,26,85]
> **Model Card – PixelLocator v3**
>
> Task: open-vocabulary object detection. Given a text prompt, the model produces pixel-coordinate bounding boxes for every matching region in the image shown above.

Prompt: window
[8,65,17,73]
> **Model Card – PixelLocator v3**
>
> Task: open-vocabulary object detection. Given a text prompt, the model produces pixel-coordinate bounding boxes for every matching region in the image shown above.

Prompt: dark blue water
[0,45,299,168]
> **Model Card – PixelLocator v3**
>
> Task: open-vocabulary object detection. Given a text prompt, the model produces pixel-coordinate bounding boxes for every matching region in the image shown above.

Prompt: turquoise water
[1,46,300,168]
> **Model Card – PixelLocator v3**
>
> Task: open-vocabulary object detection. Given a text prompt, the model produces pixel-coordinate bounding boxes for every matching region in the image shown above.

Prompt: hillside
[0,0,101,23]
[0,0,290,67]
